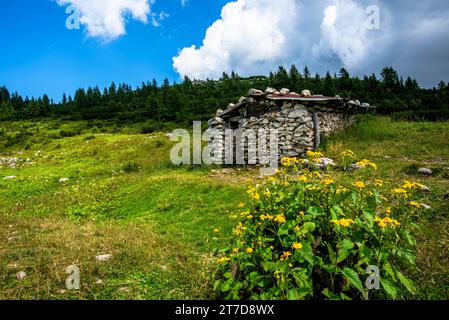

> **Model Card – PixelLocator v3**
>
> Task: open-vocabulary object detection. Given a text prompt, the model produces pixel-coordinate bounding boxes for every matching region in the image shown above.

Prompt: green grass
[0,116,448,299]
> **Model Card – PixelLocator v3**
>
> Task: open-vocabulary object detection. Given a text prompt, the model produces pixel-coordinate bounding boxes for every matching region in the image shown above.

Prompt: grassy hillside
[0,116,448,299]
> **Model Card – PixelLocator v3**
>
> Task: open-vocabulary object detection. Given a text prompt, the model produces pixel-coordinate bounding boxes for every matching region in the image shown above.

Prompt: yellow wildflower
[268,177,278,183]
[280,251,292,261]
[217,257,231,264]
[238,202,245,208]
[376,217,401,229]
[331,218,355,227]
[292,243,303,250]
[392,188,408,195]
[306,151,324,158]
[352,181,366,189]
[233,248,239,254]
[336,186,349,194]
[274,214,286,224]
[298,175,309,183]
[341,149,356,158]
[281,157,299,167]
[409,201,420,208]
[213,227,221,233]
[356,159,378,170]
[402,181,427,191]
[246,248,254,254]
[252,193,260,201]
[322,178,334,186]
[374,179,384,187]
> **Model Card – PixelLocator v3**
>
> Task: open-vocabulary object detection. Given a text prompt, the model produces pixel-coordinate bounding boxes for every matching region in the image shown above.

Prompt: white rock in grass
[96,254,112,262]
[417,168,433,175]
[420,204,432,210]
[3,176,17,180]
[16,271,26,280]
[59,178,69,183]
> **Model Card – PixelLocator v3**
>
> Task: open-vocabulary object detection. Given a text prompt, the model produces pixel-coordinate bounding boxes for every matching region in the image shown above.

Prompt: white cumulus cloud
[173,0,391,80]
[173,0,302,80]
[314,0,374,68]
[56,0,155,41]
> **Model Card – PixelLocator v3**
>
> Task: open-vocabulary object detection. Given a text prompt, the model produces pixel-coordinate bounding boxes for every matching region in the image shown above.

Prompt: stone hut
[207,88,373,165]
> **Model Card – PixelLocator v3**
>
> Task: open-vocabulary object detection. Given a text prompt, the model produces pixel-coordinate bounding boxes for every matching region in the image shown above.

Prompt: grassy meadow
[0,116,448,299]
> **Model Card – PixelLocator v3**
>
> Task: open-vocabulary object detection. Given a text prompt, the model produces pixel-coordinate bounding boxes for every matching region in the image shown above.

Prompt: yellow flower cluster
[356,159,378,170]
[331,218,355,227]
[292,243,303,250]
[402,181,427,190]
[374,179,384,187]
[336,186,349,194]
[281,157,299,167]
[306,150,324,158]
[375,216,401,228]
[247,187,260,200]
[352,181,366,189]
[274,214,286,223]
[322,178,334,186]
[233,222,247,236]
[391,188,408,197]
[260,214,274,221]
[409,201,421,208]
[340,149,356,158]
[217,257,231,264]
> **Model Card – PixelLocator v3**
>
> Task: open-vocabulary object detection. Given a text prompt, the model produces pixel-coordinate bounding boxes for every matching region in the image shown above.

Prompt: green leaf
[303,222,316,232]
[396,271,417,294]
[329,208,338,221]
[322,288,341,300]
[363,210,375,223]
[301,242,315,265]
[342,267,364,293]
[337,239,354,263]
[380,278,398,299]
[327,243,336,264]
[383,262,397,282]
[340,292,352,300]
[277,222,290,236]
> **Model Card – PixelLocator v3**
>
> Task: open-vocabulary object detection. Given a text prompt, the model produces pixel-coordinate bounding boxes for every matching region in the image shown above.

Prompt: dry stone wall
[207,89,363,165]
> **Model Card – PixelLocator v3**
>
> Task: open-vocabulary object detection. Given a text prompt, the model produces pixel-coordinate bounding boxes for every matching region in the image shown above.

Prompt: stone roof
[219,88,374,118]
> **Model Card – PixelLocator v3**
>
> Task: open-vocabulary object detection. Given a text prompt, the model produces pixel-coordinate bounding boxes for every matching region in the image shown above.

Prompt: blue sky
[0,0,232,100]
[1,0,449,101]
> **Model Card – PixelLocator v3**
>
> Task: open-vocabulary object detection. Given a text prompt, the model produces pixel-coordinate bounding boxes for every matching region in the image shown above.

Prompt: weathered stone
[248,88,264,96]
[265,87,276,94]
[417,168,433,175]
[280,88,290,95]
[288,110,308,119]
[302,90,311,96]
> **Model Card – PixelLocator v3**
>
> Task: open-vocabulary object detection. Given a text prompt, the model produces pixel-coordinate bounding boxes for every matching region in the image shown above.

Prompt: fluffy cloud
[56,0,154,41]
[173,0,302,80]
[173,0,449,86]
